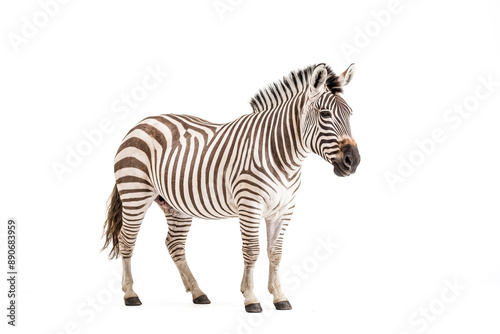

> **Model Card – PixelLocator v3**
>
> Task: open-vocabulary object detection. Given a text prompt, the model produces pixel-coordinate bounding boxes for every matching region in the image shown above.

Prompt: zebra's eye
[320,110,331,118]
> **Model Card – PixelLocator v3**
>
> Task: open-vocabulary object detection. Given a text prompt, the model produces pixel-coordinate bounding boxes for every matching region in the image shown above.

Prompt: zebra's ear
[339,63,355,86]
[310,64,329,93]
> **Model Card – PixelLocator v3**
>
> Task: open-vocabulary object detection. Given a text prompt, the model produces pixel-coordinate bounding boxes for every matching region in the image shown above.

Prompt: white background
[1,0,500,333]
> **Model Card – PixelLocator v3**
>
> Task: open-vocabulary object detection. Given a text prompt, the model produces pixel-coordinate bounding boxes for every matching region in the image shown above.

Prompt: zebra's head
[302,63,360,177]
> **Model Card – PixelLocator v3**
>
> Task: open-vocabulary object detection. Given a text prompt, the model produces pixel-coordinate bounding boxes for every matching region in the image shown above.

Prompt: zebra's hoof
[193,294,211,304]
[245,303,263,313]
[274,300,292,310]
[124,297,142,306]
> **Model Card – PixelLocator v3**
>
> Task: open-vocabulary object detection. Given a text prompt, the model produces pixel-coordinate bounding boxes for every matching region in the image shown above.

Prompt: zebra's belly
[155,173,239,220]
[162,187,296,221]
[164,195,239,220]
[156,173,297,221]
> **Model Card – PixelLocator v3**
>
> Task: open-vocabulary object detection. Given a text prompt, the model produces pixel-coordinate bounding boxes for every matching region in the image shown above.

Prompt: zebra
[102,63,360,313]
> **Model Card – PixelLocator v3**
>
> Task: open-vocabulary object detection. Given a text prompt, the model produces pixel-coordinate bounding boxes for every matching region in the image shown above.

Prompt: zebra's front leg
[266,212,293,310]
[239,215,262,313]
[156,197,210,304]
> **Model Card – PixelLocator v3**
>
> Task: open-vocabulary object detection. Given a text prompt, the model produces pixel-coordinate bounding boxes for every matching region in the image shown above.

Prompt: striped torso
[114,111,304,221]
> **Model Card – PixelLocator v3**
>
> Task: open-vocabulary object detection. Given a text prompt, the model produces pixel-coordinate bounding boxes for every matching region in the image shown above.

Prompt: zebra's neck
[254,91,310,179]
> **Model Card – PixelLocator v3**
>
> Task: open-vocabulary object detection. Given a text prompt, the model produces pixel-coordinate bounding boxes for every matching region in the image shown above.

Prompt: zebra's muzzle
[333,143,360,177]
[333,161,350,177]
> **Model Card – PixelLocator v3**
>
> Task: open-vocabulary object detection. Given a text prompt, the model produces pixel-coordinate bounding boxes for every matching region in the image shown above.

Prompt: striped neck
[258,90,310,178]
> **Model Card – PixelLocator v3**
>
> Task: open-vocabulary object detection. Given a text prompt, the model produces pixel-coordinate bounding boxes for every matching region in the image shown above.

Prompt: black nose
[343,153,353,167]
[342,144,360,172]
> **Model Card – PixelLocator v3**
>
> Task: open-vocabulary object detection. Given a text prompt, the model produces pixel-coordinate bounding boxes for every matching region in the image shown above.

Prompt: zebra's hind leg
[119,189,157,306]
[155,196,210,305]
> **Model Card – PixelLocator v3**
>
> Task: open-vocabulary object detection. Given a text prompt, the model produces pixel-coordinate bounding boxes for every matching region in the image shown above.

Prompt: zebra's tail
[102,184,122,259]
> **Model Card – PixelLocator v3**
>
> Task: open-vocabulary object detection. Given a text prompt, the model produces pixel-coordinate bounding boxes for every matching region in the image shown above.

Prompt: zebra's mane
[249,64,343,113]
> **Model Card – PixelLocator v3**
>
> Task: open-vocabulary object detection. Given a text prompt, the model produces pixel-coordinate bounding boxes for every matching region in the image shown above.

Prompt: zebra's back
[114,113,243,220]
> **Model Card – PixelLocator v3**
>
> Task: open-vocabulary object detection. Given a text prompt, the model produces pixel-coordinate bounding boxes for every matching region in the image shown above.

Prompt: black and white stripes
[103,63,360,312]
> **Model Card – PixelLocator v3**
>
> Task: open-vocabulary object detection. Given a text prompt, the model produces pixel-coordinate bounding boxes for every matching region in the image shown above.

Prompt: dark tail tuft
[102,184,122,259]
